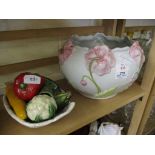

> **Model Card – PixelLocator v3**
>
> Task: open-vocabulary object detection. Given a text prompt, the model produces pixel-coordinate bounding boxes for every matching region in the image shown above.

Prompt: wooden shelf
[0,80,144,135]
[0,26,105,41]
[0,21,154,135]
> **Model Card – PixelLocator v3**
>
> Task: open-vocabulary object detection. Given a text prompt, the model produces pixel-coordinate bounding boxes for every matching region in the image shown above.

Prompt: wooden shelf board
[143,127,155,135]
[0,80,144,135]
[0,56,58,75]
[143,114,155,135]
[125,26,155,33]
[0,26,105,41]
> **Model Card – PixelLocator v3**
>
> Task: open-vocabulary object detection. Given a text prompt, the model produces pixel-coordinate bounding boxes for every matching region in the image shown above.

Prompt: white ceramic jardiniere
[59,33,145,99]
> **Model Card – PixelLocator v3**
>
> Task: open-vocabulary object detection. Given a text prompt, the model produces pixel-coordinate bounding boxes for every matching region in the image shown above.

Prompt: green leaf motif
[48,104,56,118]
[95,87,116,98]
[35,115,42,122]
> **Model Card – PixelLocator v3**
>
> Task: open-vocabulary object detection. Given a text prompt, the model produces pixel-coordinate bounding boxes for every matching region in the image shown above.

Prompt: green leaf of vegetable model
[54,91,71,111]
[39,78,61,96]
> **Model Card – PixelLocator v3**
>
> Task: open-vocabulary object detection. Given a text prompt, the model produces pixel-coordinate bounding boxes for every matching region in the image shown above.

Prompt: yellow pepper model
[6,83,27,120]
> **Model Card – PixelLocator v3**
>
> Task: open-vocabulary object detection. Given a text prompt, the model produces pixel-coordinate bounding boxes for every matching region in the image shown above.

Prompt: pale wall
[0,19,102,31]
[0,19,102,94]
[125,19,155,27]
[0,19,155,94]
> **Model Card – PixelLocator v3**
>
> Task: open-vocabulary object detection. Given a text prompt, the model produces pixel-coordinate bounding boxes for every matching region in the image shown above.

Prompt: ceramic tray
[3,95,75,128]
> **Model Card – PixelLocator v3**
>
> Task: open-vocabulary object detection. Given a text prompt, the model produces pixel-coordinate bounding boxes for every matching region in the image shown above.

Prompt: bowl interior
[3,95,75,128]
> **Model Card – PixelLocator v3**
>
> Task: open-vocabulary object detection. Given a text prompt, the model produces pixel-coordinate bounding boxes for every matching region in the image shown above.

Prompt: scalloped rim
[3,95,75,128]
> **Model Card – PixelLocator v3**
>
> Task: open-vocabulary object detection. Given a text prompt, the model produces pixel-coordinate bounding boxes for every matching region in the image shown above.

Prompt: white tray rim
[3,95,75,128]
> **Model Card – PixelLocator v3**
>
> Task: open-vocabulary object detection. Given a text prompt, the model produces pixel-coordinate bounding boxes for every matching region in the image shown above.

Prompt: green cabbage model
[26,94,57,122]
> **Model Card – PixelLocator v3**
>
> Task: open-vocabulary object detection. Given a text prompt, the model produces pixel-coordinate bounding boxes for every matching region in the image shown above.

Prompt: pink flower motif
[80,79,87,86]
[59,40,73,65]
[85,45,116,76]
[129,41,145,65]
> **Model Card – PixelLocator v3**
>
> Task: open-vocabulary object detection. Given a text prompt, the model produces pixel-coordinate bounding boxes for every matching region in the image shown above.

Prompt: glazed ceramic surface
[3,96,75,128]
[59,33,145,99]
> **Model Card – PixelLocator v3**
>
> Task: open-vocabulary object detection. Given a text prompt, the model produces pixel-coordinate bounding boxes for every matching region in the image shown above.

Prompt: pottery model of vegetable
[54,91,71,111]
[26,94,57,122]
[5,72,73,123]
[6,83,27,120]
[39,77,71,111]
[39,77,61,96]
[13,72,45,101]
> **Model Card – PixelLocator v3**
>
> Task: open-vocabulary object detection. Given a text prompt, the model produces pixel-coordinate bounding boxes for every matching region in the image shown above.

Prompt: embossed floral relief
[81,45,116,97]
[59,40,73,65]
[129,41,145,68]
